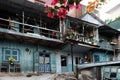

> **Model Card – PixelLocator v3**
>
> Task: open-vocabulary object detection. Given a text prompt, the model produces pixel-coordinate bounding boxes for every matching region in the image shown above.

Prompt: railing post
[76,65,79,80]
[22,11,24,33]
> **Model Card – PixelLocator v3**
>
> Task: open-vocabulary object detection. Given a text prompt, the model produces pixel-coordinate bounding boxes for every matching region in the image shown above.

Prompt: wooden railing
[0,17,61,40]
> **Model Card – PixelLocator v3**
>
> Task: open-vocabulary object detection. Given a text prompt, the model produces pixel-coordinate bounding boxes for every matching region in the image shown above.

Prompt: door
[94,55,100,62]
[39,53,50,72]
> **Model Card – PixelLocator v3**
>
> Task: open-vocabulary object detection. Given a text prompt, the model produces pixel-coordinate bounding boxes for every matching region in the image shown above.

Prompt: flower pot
[10,62,14,66]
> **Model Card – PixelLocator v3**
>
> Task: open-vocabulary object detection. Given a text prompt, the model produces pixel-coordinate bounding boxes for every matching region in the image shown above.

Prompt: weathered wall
[0,40,57,73]
[93,51,113,62]
[78,67,98,80]
[0,40,35,73]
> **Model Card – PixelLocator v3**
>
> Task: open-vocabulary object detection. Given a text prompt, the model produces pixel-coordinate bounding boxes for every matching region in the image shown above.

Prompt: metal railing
[65,32,97,45]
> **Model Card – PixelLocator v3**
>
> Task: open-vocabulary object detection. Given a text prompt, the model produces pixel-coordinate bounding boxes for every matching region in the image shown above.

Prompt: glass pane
[39,54,44,64]
[61,56,67,66]
[12,56,17,61]
[5,56,10,60]
[5,50,10,55]
[94,55,100,62]
[75,57,78,64]
[45,54,50,64]
[12,50,17,55]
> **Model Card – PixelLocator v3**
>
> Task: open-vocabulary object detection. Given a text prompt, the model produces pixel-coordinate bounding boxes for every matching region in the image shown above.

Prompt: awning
[62,42,99,53]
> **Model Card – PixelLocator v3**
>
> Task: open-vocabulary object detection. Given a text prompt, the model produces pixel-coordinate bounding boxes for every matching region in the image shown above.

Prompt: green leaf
[100,0,105,2]
[60,0,64,4]
[67,0,74,5]
[55,6,60,9]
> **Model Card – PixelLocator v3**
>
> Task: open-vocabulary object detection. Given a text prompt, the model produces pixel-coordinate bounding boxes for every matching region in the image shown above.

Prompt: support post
[71,43,74,71]
[22,11,24,33]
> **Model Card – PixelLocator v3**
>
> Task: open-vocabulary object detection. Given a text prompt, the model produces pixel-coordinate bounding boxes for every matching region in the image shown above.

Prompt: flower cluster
[86,0,106,13]
[45,0,82,19]
[8,57,15,62]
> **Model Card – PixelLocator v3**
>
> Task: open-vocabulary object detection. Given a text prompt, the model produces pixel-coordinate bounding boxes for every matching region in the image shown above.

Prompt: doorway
[39,53,50,72]
[61,55,68,72]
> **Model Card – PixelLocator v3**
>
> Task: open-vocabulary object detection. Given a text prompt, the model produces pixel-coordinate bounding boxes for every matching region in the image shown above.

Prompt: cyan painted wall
[0,40,57,73]
[0,40,35,73]
[93,51,113,62]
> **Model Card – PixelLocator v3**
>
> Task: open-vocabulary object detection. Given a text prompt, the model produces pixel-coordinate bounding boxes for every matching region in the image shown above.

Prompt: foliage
[105,19,113,24]
[86,0,106,13]
[8,57,15,62]
[45,0,107,19]
[115,16,120,21]
[65,28,79,40]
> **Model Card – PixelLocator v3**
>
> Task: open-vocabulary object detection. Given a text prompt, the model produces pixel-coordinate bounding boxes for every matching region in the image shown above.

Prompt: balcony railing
[0,17,61,40]
[76,60,120,70]
[65,31,97,46]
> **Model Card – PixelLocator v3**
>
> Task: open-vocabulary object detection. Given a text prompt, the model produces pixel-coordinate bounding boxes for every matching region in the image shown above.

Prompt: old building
[0,0,120,80]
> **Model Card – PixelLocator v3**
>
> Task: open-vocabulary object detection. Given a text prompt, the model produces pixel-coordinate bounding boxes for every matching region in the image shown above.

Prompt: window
[61,56,67,66]
[75,57,79,64]
[3,48,20,61]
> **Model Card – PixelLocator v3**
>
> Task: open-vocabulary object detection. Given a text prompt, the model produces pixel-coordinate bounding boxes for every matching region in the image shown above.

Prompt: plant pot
[10,62,14,66]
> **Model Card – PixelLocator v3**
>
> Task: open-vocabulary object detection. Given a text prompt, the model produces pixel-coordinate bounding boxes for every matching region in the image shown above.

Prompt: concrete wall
[78,67,98,80]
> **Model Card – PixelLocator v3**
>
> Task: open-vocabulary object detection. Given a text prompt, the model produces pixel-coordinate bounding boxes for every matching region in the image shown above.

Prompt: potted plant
[8,57,15,65]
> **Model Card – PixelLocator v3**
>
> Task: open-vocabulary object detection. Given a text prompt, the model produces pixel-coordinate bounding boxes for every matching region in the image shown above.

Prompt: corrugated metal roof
[109,19,120,30]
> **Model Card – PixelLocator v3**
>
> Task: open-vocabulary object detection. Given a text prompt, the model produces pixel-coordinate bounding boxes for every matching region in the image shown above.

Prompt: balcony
[64,30,98,46]
[0,17,61,39]
[0,17,65,48]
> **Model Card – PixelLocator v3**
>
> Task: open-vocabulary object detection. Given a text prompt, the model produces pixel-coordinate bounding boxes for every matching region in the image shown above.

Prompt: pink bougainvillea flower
[76,3,82,9]
[57,8,68,19]
[69,4,75,9]
[47,12,54,18]
[44,4,48,8]
[51,0,60,5]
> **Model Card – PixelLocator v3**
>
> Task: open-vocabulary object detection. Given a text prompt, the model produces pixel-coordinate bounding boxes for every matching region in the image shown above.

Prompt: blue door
[39,53,50,72]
